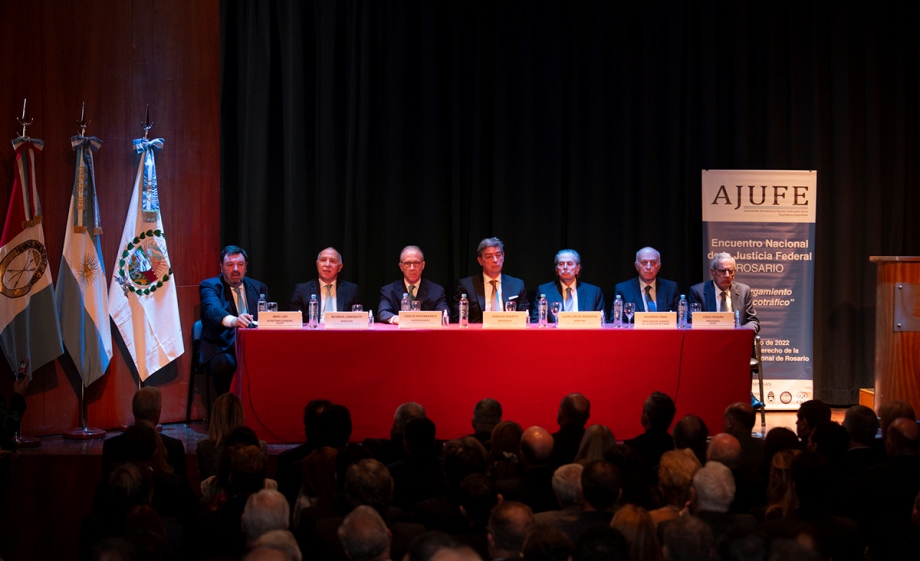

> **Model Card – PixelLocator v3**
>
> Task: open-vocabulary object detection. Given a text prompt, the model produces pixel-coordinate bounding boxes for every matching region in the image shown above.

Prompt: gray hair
[400,245,424,262]
[337,505,389,561]
[710,252,734,270]
[554,249,581,266]
[635,247,661,262]
[243,489,290,540]
[249,530,302,561]
[551,464,583,506]
[317,247,343,264]
[476,237,504,257]
[693,461,735,512]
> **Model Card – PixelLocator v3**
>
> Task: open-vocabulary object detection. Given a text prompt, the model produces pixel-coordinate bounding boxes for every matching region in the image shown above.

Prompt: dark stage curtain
[220,0,920,404]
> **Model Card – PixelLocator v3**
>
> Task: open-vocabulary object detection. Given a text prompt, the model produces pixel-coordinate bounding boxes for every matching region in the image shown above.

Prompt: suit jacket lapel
[474,275,487,311]
[417,280,429,303]
[244,278,261,312]
[336,283,346,311]
[706,281,716,312]
[221,277,239,316]
[731,283,741,313]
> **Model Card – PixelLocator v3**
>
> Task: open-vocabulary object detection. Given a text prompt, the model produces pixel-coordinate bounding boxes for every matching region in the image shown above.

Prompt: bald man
[290,247,361,323]
[495,427,558,513]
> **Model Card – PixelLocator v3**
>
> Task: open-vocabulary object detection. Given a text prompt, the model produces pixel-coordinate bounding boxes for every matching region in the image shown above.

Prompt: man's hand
[235,313,254,328]
[389,316,399,325]
[13,376,29,395]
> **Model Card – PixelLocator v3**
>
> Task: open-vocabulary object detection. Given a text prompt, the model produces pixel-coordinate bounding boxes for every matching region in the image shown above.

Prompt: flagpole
[61,104,106,440]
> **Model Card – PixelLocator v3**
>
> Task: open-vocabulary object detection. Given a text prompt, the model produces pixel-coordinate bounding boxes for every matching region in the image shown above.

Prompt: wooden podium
[870,256,920,413]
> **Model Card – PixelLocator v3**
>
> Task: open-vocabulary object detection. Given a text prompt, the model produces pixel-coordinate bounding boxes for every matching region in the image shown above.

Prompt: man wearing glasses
[689,252,759,331]
[377,245,449,324]
[531,249,605,323]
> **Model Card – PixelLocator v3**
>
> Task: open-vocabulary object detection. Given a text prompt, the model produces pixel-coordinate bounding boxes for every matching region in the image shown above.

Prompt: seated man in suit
[377,245,450,324]
[689,252,759,331]
[454,237,529,323]
[101,387,186,479]
[613,246,680,320]
[532,249,605,323]
[200,245,269,395]
[291,247,361,323]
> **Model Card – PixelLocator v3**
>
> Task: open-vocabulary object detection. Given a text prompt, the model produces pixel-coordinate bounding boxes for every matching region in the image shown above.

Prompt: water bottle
[442,309,450,327]
[538,293,548,328]
[401,292,411,311]
[257,293,267,313]
[308,294,319,328]
[678,294,687,328]
[734,309,741,328]
[368,310,374,327]
[613,295,623,328]
[459,294,469,328]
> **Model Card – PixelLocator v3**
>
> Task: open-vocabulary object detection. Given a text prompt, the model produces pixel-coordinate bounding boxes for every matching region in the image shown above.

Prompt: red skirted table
[234,324,754,444]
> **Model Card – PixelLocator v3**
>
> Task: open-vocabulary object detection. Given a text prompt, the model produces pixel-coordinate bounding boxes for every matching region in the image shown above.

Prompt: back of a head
[458,473,498,526]
[723,402,755,435]
[673,414,709,462]
[251,530,302,561]
[521,426,554,465]
[473,398,502,432]
[658,449,702,507]
[243,489,290,542]
[796,400,832,433]
[210,393,245,444]
[443,437,489,493]
[318,403,353,448]
[231,444,268,496]
[488,501,535,553]
[761,427,800,469]
[574,424,616,464]
[712,526,765,561]
[692,461,735,513]
[405,416,437,455]
[573,527,628,561]
[132,387,162,425]
[108,462,153,513]
[303,398,332,441]
[662,515,713,561]
[429,547,484,561]
[344,458,394,512]
[842,404,879,447]
[393,401,426,438]
[879,401,916,436]
[886,417,920,456]
[610,504,659,561]
[490,421,524,460]
[226,425,261,449]
[119,423,158,464]
[789,451,830,508]
[302,446,338,500]
[338,505,390,561]
[521,524,574,561]
[808,421,849,462]
[558,393,591,427]
[552,463,584,507]
[407,531,459,561]
[580,460,621,511]
[644,391,676,432]
[707,433,742,471]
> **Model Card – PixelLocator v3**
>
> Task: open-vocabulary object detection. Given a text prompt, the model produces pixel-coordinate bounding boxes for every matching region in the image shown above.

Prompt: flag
[108,138,183,381]
[56,135,113,387]
[0,137,63,375]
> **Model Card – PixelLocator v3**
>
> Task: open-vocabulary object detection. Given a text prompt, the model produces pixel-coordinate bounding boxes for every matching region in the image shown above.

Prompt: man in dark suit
[453,237,529,323]
[532,249,605,323]
[199,245,269,395]
[613,246,680,321]
[688,252,759,331]
[101,387,186,479]
[290,246,361,323]
[377,245,449,324]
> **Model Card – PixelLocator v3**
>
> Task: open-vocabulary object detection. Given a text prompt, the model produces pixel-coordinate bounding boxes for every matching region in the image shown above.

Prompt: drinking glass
[352,304,363,312]
[550,302,562,324]
[505,300,516,312]
[410,301,422,311]
[267,302,278,312]
[624,302,636,326]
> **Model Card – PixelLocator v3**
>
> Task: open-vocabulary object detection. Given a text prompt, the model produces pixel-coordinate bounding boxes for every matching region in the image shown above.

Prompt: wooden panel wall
[0,0,220,433]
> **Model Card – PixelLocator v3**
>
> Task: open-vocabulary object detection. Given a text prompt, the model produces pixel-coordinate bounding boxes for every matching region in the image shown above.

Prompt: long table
[234,325,754,444]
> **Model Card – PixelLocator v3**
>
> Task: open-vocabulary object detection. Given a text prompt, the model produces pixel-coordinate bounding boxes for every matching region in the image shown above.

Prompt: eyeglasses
[400,261,423,268]
[713,268,735,276]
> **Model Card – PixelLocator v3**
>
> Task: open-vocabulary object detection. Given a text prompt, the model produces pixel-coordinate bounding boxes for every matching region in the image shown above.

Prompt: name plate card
[556,311,603,329]
[324,312,370,330]
[258,311,304,329]
[691,312,735,329]
[633,312,677,329]
[483,311,529,329]
[398,311,444,329]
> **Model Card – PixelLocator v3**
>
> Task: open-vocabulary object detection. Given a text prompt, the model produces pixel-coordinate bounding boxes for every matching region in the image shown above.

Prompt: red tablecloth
[234,325,754,444]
